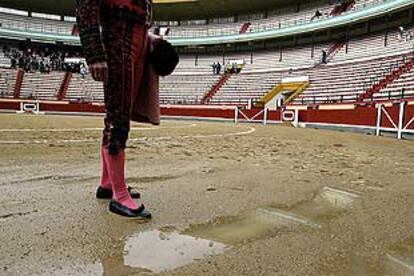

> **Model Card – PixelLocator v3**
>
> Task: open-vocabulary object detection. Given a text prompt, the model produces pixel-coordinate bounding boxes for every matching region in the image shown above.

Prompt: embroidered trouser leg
[101,19,147,155]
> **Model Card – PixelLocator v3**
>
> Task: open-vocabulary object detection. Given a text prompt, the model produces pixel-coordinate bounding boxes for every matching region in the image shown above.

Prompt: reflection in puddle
[187,187,359,245]
[316,238,414,275]
[186,214,280,245]
[64,186,360,275]
[273,186,360,221]
[122,230,227,273]
[386,237,414,275]
[386,254,414,275]
[315,254,385,276]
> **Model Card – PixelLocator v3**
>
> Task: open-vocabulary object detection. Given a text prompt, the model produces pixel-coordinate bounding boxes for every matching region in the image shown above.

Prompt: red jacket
[131,35,160,126]
[76,0,159,125]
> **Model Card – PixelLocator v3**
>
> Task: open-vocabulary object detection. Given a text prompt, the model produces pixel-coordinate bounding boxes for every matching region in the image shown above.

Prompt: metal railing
[295,87,413,105]
[363,51,414,93]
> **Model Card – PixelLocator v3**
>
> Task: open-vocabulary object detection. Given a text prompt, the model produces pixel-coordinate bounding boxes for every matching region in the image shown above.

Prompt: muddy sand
[0,114,413,276]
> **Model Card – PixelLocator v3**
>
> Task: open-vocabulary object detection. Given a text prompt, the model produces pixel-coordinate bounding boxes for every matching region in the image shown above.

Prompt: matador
[77,0,175,219]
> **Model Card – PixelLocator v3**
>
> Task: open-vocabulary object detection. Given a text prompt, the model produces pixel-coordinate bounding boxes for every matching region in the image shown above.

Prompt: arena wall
[1,100,413,139]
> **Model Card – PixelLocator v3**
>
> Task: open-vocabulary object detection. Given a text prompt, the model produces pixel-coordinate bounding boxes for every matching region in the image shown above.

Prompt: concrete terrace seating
[166,1,336,38]
[372,65,414,101]
[352,0,387,10]
[291,55,405,104]
[66,72,221,105]
[0,49,11,68]
[160,74,221,104]
[20,72,64,100]
[176,44,327,75]
[0,20,412,106]
[174,55,219,74]
[0,0,384,39]
[0,69,16,98]
[173,28,413,75]
[0,12,74,34]
[333,27,414,62]
[211,71,286,106]
[240,45,329,72]
[162,0,386,39]
[66,74,104,102]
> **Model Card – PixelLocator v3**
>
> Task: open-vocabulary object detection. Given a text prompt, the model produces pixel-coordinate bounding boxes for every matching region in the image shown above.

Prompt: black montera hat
[149,39,179,77]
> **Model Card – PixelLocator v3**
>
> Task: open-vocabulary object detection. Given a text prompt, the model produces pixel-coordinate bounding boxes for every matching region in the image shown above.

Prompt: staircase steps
[13,69,24,99]
[239,23,251,34]
[201,73,231,104]
[322,0,355,63]
[330,0,355,16]
[57,72,73,101]
[360,56,414,101]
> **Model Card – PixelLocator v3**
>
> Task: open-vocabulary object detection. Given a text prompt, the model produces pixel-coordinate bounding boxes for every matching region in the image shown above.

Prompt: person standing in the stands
[76,0,155,219]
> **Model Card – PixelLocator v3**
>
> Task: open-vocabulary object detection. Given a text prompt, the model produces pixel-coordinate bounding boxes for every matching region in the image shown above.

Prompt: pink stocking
[104,149,139,210]
[100,146,112,190]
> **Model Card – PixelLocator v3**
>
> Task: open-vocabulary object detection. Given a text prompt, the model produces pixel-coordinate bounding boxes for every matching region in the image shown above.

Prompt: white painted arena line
[0,126,256,145]
[181,126,256,139]
[0,123,197,133]
[0,139,99,145]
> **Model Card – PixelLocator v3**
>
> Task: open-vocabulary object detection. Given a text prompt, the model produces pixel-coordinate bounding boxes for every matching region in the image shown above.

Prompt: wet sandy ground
[0,114,413,276]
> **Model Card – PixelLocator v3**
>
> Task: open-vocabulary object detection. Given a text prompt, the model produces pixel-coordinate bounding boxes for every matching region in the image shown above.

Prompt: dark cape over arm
[76,0,106,65]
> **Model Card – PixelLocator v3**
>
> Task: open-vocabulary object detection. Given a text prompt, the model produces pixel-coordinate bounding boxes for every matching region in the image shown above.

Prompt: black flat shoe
[109,201,152,219]
[96,187,141,199]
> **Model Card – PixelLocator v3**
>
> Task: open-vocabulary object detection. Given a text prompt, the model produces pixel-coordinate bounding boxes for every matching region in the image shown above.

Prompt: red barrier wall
[404,104,414,129]
[40,102,104,113]
[0,101,20,110]
[300,106,378,126]
[0,100,412,131]
[380,105,401,128]
[161,106,235,119]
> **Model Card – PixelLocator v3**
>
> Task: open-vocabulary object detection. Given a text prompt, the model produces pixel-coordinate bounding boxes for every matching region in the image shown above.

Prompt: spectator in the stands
[11,58,17,69]
[211,62,217,74]
[321,50,328,64]
[398,26,407,41]
[2,45,10,56]
[80,64,87,79]
[39,59,46,73]
[164,27,171,36]
[153,25,161,36]
[231,62,237,74]
[216,62,222,75]
[1,43,80,73]
[398,26,414,41]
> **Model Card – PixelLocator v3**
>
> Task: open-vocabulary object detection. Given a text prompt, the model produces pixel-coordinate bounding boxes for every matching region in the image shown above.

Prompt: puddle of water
[316,237,414,276]
[186,215,277,245]
[319,187,360,208]
[386,237,414,276]
[40,187,361,275]
[386,254,414,276]
[122,230,227,273]
[279,187,360,221]
[315,254,386,276]
[42,230,227,275]
[187,187,359,245]
[256,207,321,228]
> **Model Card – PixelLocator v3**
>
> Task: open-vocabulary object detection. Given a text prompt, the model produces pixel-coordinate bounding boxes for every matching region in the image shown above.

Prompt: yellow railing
[284,82,309,104]
[255,81,309,108]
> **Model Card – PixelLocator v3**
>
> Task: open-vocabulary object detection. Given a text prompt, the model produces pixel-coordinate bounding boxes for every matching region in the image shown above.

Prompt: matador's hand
[89,61,108,82]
